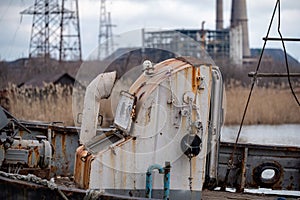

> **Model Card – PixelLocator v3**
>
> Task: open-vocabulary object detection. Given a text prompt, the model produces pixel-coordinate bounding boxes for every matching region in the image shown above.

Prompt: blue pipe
[145,162,171,200]
[146,164,164,198]
[163,162,171,200]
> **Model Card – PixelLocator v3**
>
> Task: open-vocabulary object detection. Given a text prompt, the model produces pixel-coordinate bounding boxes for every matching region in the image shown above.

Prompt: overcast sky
[0,0,299,61]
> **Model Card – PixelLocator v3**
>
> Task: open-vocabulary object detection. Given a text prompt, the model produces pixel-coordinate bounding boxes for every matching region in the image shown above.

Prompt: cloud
[0,1,32,60]
[247,0,300,60]
[0,0,299,61]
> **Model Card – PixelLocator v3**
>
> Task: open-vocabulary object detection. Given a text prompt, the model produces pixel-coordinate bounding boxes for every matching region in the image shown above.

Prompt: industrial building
[18,0,298,67]
[142,0,250,65]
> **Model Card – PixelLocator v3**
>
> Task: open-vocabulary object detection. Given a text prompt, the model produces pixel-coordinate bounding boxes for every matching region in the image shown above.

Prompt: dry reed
[225,82,300,125]
[3,83,300,126]
[6,84,74,125]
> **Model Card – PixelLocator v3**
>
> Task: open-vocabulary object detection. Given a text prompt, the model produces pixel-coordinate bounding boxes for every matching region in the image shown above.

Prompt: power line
[7,19,22,59]
[0,0,14,24]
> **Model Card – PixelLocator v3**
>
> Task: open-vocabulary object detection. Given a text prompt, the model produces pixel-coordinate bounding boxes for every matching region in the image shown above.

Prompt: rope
[0,170,105,200]
[277,1,300,106]
[83,189,103,200]
[221,0,280,191]
[0,171,69,200]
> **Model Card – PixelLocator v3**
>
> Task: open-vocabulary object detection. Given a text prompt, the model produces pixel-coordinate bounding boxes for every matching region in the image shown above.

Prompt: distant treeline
[0,56,299,125]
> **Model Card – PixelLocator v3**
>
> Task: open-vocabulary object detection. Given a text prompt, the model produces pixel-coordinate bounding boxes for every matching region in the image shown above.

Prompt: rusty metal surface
[85,56,214,199]
[0,175,86,200]
[0,174,159,200]
[18,121,80,177]
[6,60,298,199]
[202,190,290,200]
[237,147,248,192]
[176,56,214,67]
[20,121,80,133]
[129,58,190,96]
[74,145,94,189]
[1,172,298,200]
[218,142,300,191]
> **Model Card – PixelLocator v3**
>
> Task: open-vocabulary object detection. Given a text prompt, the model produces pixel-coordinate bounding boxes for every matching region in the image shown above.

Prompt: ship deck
[202,190,299,200]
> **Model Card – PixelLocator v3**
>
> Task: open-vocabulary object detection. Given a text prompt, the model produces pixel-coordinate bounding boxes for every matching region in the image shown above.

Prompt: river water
[221,124,300,147]
[221,124,300,197]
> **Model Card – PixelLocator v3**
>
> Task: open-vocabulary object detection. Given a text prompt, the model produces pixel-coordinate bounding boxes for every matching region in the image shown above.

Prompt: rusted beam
[248,72,300,78]
[2,107,31,133]
[237,147,248,193]
[263,37,300,42]
[220,142,300,151]
[219,141,300,191]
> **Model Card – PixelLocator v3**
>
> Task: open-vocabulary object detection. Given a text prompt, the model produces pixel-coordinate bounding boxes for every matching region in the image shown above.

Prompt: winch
[0,108,52,173]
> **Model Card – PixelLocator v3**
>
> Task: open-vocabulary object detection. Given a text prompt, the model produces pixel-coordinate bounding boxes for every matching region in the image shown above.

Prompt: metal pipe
[145,162,171,199]
[79,71,117,144]
[163,162,171,200]
[146,164,164,198]
[208,68,224,185]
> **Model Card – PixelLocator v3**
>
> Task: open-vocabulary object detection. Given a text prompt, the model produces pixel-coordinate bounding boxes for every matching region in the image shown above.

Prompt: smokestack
[216,0,223,30]
[231,0,250,57]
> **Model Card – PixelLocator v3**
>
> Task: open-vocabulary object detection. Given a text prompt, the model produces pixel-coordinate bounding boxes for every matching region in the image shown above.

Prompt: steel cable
[221,0,280,191]
[277,1,300,106]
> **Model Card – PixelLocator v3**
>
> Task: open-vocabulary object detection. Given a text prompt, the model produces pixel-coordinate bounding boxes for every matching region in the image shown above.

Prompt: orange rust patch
[192,67,196,92]
[74,146,94,189]
[191,157,197,189]
[28,149,33,167]
[33,146,40,167]
[19,131,24,138]
[61,134,66,158]
[114,136,131,147]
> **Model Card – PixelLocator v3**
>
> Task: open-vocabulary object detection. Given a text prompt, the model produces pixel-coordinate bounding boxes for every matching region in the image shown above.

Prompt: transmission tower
[21,0,82,61]
[59,0,82,61]
[98,0,115,60]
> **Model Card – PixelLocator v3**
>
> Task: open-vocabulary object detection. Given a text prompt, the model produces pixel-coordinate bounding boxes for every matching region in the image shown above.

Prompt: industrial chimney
[216,0,223,30]
[230,0,251,57]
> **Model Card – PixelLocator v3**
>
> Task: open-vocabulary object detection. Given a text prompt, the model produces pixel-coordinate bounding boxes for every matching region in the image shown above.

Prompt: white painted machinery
[74,57,224,199]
